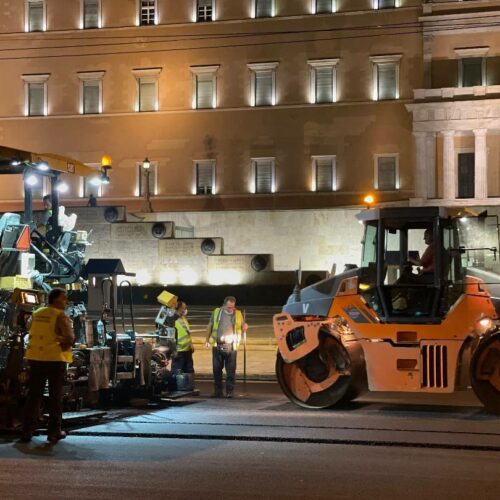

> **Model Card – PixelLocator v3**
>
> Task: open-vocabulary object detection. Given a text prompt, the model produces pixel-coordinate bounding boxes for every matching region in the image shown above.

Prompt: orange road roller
[274,207,500,414]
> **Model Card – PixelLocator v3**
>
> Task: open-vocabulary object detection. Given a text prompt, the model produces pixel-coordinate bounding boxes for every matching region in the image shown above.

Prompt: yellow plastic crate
[157,290,178,308]
[0,275,33,290]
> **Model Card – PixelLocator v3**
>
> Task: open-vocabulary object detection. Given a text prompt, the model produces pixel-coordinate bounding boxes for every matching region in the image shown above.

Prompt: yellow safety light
[101,155,112,168]
[364,194,375,208]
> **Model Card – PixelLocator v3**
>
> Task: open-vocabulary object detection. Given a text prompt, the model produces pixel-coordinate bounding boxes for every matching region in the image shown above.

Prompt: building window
[455,47,489,87]
[137,162,157,197]
[254,0,274,18]
[459,58,486,87]
[82,165,102,198]
[197,0,214,22]
[27,0,45,32]
[22,74,49,116]
[195,160,216,195]
[30,175,48,200]
[313,156,336,192]
[83,0,100,29]
[457,152,475,199]
[375,0,396,8]
[314,0,335,14]
[252,158,275,194]
[308,59,339,103]
[374,155,399,191]
[191,66,219,109]
[132,68,161,112]
[248,62,278,107]
[370,55,401,101]
[78,71,104,114]
[139,0,156,26]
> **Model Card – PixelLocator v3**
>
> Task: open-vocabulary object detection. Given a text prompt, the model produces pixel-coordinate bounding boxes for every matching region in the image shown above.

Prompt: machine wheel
[276,334,352,409]
[471,332,500,415]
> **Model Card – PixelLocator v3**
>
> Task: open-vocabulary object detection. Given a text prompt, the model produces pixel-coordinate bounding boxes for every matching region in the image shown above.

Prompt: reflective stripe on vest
[210,308,243,350]
[175,318,192,352]
[26,306,73,363]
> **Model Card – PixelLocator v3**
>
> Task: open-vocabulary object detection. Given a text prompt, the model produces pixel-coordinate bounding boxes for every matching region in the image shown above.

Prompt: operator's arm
[56,313,75,351]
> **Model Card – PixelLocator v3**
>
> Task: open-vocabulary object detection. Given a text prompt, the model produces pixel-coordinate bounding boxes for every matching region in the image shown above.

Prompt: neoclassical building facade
[0,1,498,213]
[0,0,423,213]
[407,0,500,206]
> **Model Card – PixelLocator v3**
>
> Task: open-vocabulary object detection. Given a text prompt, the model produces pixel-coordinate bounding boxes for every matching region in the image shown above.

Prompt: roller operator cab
[274,207,500,414]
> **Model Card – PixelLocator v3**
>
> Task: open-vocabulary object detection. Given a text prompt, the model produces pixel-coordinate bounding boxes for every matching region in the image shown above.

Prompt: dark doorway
[458,153,475,199]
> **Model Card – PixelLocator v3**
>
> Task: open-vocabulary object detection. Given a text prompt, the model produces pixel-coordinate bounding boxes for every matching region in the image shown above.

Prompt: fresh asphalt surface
[1,381,500,499]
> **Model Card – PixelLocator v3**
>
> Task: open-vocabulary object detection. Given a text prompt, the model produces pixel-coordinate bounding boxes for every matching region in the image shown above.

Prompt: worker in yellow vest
[172,301,194,381]
[21,288,74,444]
[204,296,248,398]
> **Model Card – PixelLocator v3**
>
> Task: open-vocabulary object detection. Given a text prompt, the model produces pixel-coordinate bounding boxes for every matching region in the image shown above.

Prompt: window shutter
[29,175,44,199]
[139,79,156,111]
[315,67,333,103]
[377,63,397,100]
[84,0,99,29]
[197,75,214,109]
[29,83,44,116]
[140,0,155,25]
[316,0,332,13]
[255,0,272,18]
[255,71,273,106]
[84,174,100,198]
[29,1,44,32]
[197,162,214,195]
[377,157,396,190]
[378,0,395,8]
[197,0,213,21]
[83,81,100,114]
[255,160,273,193]
[462,58,483,87]
[315,158,334,191]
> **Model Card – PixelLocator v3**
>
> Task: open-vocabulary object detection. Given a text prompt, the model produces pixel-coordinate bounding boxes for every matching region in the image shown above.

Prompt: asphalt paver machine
[0,145,109,427]
[274,206,500,414]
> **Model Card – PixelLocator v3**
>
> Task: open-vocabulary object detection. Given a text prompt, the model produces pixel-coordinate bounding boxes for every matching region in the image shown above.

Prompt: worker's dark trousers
[172,351,194,374]
[23,361,66,436]
[212,347,237,394]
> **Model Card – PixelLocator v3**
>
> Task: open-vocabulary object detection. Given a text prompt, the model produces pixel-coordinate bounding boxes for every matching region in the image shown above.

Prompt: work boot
[210,391,223,398]
[47,431,67,444]
[225,390,234,399]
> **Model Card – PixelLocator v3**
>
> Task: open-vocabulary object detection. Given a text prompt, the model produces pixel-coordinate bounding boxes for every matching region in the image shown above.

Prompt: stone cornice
[406,98,500,132]
[413,86,500,100]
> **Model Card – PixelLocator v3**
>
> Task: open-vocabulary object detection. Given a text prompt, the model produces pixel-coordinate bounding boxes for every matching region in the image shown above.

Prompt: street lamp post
[142,157,153,213]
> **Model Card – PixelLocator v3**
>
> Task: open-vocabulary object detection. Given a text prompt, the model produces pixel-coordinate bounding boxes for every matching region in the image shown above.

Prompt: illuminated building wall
[0,0,422,213]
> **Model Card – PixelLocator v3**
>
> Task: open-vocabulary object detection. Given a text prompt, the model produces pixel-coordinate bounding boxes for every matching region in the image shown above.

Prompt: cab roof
[356,206,453,224]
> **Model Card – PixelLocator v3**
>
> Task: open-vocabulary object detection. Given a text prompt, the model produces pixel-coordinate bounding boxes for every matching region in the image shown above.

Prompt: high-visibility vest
[175,318,192,352]
[26,306,73,363]
[210,308,243,350]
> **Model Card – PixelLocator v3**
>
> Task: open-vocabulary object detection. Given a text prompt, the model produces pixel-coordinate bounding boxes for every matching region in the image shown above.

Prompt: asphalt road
[1,382,499,499]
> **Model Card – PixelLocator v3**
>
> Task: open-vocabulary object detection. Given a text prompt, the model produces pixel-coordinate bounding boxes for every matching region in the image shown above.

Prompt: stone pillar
[473,129,488,200]
[426,133,437,199]
[442,130,456,200]
[413,132,427,199]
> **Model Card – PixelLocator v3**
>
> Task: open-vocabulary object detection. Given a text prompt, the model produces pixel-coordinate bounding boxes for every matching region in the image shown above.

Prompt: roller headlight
[475,317,494,334]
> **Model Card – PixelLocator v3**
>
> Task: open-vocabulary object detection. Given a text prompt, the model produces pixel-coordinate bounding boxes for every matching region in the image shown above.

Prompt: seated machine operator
[408,228,434,283]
